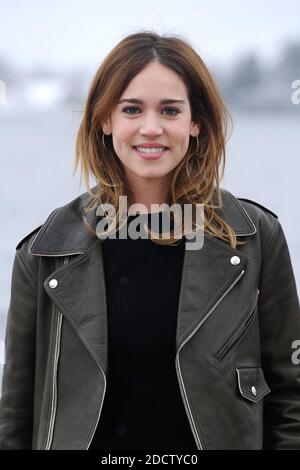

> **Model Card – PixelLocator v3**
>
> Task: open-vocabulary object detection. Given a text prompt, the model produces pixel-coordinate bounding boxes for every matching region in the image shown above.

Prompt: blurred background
[0,0,299,378]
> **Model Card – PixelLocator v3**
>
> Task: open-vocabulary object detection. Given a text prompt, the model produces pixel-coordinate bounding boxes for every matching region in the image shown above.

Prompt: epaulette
[16,225,43,250]
[237,197,278,219]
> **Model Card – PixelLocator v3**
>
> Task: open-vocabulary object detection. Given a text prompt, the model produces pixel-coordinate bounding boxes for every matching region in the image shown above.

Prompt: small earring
[102,133,107,151]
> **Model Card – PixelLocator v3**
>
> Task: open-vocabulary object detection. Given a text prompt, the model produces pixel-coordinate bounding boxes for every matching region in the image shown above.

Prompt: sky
[0,0,299,73]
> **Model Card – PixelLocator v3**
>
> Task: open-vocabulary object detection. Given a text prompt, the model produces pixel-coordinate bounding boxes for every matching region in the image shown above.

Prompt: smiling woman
[0,30,299,451]
[101,61,199,192]
[74,31,236,247]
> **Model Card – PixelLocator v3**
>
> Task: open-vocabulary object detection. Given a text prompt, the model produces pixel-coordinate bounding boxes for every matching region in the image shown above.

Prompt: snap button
[230,256,240,265]
[251,386,257,396]
[49,279,58,289]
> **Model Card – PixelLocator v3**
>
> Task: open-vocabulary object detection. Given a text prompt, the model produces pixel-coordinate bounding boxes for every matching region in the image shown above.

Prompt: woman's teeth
[135,147,167,153]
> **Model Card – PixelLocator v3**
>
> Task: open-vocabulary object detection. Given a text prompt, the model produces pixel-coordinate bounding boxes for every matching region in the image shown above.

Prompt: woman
[0,31,299,450]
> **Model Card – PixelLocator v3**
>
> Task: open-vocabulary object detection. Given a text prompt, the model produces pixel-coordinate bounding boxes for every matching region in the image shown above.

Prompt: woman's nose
[139,113,163,135]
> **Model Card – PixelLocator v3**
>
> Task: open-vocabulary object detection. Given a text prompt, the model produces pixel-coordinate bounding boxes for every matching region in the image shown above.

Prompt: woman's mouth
[132,146,169,160]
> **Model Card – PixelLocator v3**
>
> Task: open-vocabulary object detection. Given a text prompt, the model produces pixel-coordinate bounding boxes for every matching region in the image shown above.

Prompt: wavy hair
[73,30,244,248]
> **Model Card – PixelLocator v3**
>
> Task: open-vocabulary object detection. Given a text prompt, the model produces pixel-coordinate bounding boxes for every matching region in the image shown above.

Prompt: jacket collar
[29,186,256,257]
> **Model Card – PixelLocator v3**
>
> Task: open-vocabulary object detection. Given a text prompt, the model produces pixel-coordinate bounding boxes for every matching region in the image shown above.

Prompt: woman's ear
[102,118,112,135]
[190,121,200,138]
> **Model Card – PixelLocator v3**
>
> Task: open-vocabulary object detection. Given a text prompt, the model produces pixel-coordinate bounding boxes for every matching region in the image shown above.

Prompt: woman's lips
[132,146,169,160]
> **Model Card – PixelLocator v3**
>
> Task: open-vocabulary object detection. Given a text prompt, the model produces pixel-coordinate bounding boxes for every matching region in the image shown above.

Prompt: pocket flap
[236,367,271,403]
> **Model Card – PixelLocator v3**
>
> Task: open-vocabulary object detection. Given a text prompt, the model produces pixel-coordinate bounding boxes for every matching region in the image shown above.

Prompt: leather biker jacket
[0,187,299,449]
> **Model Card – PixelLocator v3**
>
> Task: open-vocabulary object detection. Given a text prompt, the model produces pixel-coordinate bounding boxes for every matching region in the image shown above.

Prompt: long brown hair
[74,30,243,248]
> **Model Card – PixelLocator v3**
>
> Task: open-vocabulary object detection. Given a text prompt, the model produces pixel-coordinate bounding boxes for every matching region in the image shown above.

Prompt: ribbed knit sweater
[89,212,197,450]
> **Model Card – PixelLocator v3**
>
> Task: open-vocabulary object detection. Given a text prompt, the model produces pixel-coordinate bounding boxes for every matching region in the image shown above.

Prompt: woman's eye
[123,107,140,114]
[122,107,180,116]
[163,107,180,116]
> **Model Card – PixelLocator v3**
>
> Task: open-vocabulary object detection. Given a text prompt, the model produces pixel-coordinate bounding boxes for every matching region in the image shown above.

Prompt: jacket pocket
[236,367,271,403]
[215,292,259,361]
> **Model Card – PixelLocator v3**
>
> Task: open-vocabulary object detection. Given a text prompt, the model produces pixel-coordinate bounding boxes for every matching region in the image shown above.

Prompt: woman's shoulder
[220,187,278,219]
[219,188,280,247]
[235,195,278,220]
[220,188,278,226]
[15,188,96,254]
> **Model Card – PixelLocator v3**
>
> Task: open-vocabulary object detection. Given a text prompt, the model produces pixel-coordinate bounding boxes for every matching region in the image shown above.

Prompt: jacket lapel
[42,241,108,374]
[176,187,255,350]
[176,235,249,351]
[29,187,256,368]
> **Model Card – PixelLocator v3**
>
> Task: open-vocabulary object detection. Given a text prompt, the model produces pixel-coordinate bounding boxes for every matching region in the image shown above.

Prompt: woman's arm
[259,218,300,449]
[0,244,38,449]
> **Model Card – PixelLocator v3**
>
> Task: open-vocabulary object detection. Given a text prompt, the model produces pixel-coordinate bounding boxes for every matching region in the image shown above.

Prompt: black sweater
[89,212,197,450]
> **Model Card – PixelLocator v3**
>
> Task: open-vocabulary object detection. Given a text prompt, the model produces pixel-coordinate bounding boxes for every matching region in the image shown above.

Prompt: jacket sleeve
[0,246,38,449]
[258,218,300,449]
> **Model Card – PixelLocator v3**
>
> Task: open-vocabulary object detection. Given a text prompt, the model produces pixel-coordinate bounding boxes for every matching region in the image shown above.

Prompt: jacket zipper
[86,368,107,449]
[175,268,245,450]
[215,291,259,361]
[45,256,69,450]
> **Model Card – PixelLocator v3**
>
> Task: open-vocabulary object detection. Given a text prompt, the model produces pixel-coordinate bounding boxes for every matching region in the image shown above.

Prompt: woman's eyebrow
[117,98,186,105]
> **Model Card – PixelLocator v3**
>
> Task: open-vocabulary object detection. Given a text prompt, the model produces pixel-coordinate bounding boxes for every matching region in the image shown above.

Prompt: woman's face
[102,60,199,183]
